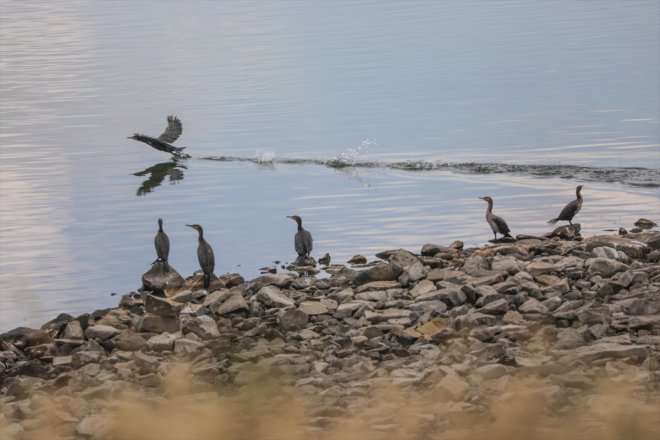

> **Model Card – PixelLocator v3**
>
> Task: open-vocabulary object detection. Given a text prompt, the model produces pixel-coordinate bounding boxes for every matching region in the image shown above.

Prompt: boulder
[279,309,309,331]
[256,286,295,308]
[141,262,185,295]
[587,258,629,277]
[353,263,404,286]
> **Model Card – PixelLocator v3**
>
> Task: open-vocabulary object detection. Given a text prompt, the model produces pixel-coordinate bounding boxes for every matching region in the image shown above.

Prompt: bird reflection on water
[133,160,187,196]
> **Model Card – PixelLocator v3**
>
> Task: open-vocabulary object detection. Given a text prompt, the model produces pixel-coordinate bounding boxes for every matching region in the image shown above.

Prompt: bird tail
[203,273,210,289]
[504,232,513,238]
[547,218,559,224]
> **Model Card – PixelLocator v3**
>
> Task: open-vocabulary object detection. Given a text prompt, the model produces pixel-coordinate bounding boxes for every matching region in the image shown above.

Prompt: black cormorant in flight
[128,115,190,159]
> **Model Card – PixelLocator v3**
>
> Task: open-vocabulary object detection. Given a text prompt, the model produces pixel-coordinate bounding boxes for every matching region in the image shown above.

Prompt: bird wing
[198,243,215,274]
[158,115,183,144]
[303,230,313,253]
[155,232,170,260]
[294,232,305,256]
[558,199,579,220]
[492,215,511,235]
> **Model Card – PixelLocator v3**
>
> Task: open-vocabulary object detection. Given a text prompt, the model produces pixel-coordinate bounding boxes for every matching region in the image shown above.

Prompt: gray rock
[215,292,248,315]
[182,315,220,340]
[72,350,103,367]
[76,415,114,439]
[364,309,410,323]
[146,333,176,352]
[402,261,429,283]
[141,262,185,296]
[409,279,436,297]
[555,328,586,349]
[173,338,205,357]
[356,290,388,302]
[587,258,629,277]
[136,314,180,333]
[298,301,329,315]
[84,325,121,341]
[353,263,404,286]
[63,320,84,340]
[518,298,549,315]
[463,255,489,275]
[567,343,649,364]
[525,260,555,277]
[279,309,309,331]
[114,330,146,351]
[134,351,160,372]
[475,364,508,380]
[252,274,294,288]
[480,298,510,315]
[257,285,295,308]
[491,256,524,275]
[144,294,183,317]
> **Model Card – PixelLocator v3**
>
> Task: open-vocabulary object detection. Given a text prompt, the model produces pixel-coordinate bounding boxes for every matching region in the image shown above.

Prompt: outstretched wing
[158,115,182,144]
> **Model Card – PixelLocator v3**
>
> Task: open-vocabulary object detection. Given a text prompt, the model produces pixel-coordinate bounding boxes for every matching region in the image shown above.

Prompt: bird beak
[478,197,485,200]
[286,216,293,220]
[185,224,193,228]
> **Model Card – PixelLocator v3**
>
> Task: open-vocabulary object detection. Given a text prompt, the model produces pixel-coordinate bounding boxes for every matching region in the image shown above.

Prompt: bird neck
[197,231,204,241]
[486,200,493,213]
[576,189,582,200]
[297,224,303,232]
[158,224,163,232]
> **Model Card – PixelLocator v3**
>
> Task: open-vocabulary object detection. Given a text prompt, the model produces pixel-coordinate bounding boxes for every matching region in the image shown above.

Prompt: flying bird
[479,196,513,241]
[128,115,190,159]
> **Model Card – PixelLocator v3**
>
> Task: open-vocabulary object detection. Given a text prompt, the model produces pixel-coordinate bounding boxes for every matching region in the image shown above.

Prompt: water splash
[254,149,276,163]
[329,138,378,167]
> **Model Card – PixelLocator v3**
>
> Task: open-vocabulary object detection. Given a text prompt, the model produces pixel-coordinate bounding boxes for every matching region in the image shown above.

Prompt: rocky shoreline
[1,225,659,439]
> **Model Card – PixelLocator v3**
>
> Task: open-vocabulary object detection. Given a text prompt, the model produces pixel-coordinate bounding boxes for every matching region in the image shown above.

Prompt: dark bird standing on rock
[548,185,583,226]
[479,196,513,240]
[128,115,191,159]
[153,218,170,272]
[287,215,313,259]
[186,224,215,289]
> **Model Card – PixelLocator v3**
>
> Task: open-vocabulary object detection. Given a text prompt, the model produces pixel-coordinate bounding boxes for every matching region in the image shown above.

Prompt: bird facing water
[287,215,313,259]
[154,218,170,272]
[128,115,190,159]
[479,196,513,240]
[186,224,215,289]
[548,185,583,226]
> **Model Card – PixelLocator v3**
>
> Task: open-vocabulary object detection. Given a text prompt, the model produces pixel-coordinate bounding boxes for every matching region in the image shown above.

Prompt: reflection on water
[133,160,187,196]
[0,1,658,330]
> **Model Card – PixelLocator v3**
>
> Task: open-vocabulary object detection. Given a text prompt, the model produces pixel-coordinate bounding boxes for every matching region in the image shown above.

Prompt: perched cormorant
[548,185,583,226]
[287,215,313,259]
[479,196,513,240]
[186,224,215,289]
[154,218,170,272]
[128,115,190,159]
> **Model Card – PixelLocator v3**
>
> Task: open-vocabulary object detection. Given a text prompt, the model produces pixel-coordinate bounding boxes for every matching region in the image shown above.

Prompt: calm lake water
[1,1,659,331]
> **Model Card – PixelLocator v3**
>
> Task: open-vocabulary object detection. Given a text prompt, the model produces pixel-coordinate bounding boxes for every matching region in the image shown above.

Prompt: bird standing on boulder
[186,224,215,289]
[128,115,190,159]
[548,185,583,227]
[287,215,313,260]
[479,196,513,241]
[154,218,170,272]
